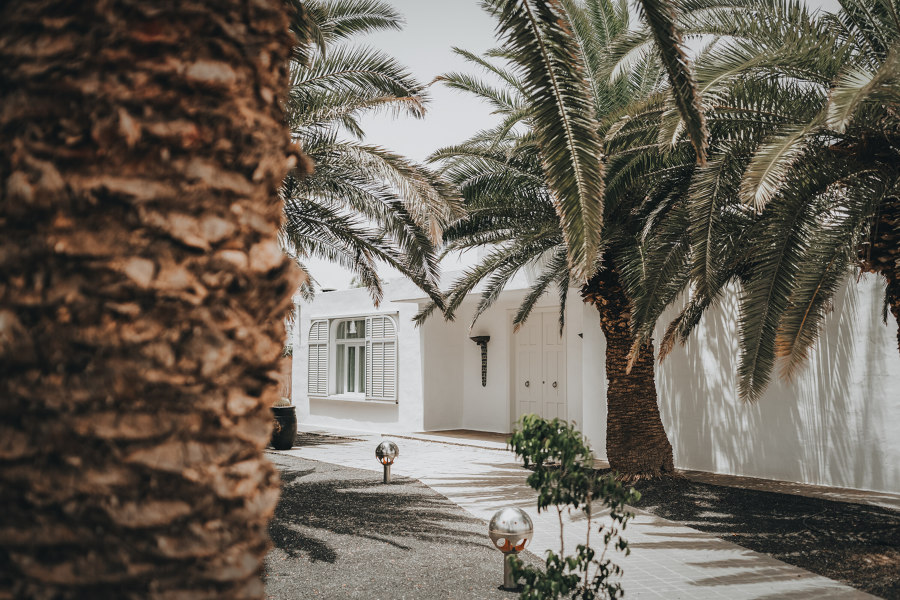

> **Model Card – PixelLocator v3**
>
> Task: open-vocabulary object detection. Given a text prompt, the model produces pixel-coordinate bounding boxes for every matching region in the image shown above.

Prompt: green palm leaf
[633,0,709,164]
[487,0,607,282]
[826,49,900,132]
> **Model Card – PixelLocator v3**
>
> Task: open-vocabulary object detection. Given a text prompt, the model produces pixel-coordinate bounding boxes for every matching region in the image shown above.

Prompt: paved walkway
[283,428,876,599]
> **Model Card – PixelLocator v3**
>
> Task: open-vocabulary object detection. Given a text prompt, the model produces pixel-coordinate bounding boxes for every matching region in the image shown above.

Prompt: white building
[292,273,900,495]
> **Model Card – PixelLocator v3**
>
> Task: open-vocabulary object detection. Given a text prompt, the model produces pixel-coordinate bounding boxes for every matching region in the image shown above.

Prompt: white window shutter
[308,320,328,396]
[365,316,397,402]
[382,340,396,398]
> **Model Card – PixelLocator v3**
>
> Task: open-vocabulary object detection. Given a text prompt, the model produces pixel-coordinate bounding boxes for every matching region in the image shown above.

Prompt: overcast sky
[302,0,840,290]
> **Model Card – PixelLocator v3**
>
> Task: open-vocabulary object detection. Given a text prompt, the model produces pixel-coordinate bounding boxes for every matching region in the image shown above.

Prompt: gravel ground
[622,472,900,599]
[265,452,541,599]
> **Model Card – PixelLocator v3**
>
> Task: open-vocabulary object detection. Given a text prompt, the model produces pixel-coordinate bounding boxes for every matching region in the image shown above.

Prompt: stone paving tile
[281,430,876,600]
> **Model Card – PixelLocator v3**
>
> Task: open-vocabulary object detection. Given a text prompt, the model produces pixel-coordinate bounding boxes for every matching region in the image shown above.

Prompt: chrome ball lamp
[375,440,399,483]
[489,507,533,590]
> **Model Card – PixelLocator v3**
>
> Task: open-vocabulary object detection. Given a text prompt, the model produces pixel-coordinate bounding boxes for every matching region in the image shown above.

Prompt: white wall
[458,301,512,432]
[581,301,608,460]
[293,272,900,493]
[581,275,900,494]
[566,302,584,433]
[421,315,464,430]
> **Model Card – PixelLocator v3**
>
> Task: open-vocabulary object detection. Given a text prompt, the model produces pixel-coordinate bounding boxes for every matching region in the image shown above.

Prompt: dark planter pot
[271,406,297,450]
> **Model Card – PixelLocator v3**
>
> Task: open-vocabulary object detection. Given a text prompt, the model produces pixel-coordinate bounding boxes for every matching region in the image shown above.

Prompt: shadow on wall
[657,275,900,493]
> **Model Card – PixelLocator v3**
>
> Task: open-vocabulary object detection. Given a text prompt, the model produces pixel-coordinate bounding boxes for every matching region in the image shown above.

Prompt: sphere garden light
[488,507,533,590]
[375,440,399,483]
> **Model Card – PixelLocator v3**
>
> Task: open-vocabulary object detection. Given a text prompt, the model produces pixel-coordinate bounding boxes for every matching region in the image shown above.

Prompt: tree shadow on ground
[615,471,900,599]
[268,432,362,451]
[269,460,496,564]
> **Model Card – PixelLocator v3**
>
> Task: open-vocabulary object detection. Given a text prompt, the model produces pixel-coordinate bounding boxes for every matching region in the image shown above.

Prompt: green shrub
[508,415,639,599]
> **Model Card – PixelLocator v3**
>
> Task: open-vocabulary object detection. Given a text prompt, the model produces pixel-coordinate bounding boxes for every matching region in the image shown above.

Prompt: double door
[514,311,566,421]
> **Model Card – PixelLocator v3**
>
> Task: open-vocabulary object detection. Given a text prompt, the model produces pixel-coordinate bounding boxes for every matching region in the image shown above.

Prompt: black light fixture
[470,335,491,387]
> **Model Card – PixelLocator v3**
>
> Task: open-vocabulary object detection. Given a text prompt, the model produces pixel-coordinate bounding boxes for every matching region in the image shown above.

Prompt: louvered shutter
[365,315,397,402]
[307,320,328,396]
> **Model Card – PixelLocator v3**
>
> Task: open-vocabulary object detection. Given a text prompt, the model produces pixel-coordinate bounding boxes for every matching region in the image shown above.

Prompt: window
[307,315,398,401]
[335,319,365,395]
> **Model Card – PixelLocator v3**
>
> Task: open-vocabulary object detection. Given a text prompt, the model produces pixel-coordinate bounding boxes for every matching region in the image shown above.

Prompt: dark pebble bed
[265,452,541,599]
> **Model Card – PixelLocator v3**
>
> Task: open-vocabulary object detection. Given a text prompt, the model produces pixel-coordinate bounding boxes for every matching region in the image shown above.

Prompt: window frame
[306,313,398,403]
[334,318,366,397]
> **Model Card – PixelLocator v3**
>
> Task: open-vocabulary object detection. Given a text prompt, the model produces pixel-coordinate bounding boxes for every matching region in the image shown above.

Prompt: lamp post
[470,335,490,387]
[375,440,399,483]
[488,507,533,591]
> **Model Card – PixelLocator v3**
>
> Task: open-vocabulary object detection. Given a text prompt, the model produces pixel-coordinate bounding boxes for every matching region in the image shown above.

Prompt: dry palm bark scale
[0,1,302,598]
[581,265,675,480]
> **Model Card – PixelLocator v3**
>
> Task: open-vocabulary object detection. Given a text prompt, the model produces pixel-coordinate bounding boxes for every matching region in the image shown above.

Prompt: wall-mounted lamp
[470,335,491,387]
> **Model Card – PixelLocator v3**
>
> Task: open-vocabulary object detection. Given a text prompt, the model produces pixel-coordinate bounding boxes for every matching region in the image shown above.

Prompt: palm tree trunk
[879,199,900,354]
[862,196,900,353]
[582,268,675,480]
[0,2,298,598]
[888,276,900,354]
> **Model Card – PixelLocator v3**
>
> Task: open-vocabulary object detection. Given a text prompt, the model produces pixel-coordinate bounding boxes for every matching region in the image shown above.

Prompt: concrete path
[282,429,875,599]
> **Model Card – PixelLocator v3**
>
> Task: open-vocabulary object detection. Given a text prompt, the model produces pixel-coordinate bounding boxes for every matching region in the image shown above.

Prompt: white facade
[293,274,900,494]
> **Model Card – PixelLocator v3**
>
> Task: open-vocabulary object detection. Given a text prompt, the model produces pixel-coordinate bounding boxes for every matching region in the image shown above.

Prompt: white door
[514,311,566,422]
[515,316,542,417]
[541,312,567,420]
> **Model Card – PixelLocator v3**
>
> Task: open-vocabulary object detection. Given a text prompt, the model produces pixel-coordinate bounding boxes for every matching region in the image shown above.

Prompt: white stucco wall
[458,301,513,433]
[421,315,464,430]
[581,275,900,494]
[581,301,608,460]
[449,293,583,434]
[293,277,584,436]
[565,302,584,431]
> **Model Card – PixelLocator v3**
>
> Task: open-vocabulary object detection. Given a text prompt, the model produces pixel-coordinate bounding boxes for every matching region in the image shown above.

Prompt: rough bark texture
[862,196,900,353]
[888,276,900,355]
[0,2,299,598]
[582,267,675,480]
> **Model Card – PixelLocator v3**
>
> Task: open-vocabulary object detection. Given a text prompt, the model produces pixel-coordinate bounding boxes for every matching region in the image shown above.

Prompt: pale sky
[302,0,839,290]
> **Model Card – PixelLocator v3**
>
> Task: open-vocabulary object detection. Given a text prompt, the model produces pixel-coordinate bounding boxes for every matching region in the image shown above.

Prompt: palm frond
[826,49,900,131]
[304,0,403,46]
[633,0,709,164]
[288,45,429,121]
[487,0,607,282]
[738,123,819,212]
[736,153,854,401]
[512,247,570,330]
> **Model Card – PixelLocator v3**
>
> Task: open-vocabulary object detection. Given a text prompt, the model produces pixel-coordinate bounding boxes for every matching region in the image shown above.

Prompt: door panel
[515,316,541,418]
[514,311,567,423]
[541,312,566,420]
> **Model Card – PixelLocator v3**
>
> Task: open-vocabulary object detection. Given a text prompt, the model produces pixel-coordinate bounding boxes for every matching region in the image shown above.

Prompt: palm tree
[280,0,461,307]
[424,0,706,479]
[654,0,900,400]
[1,0,299,597]
[735,0,900,398]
